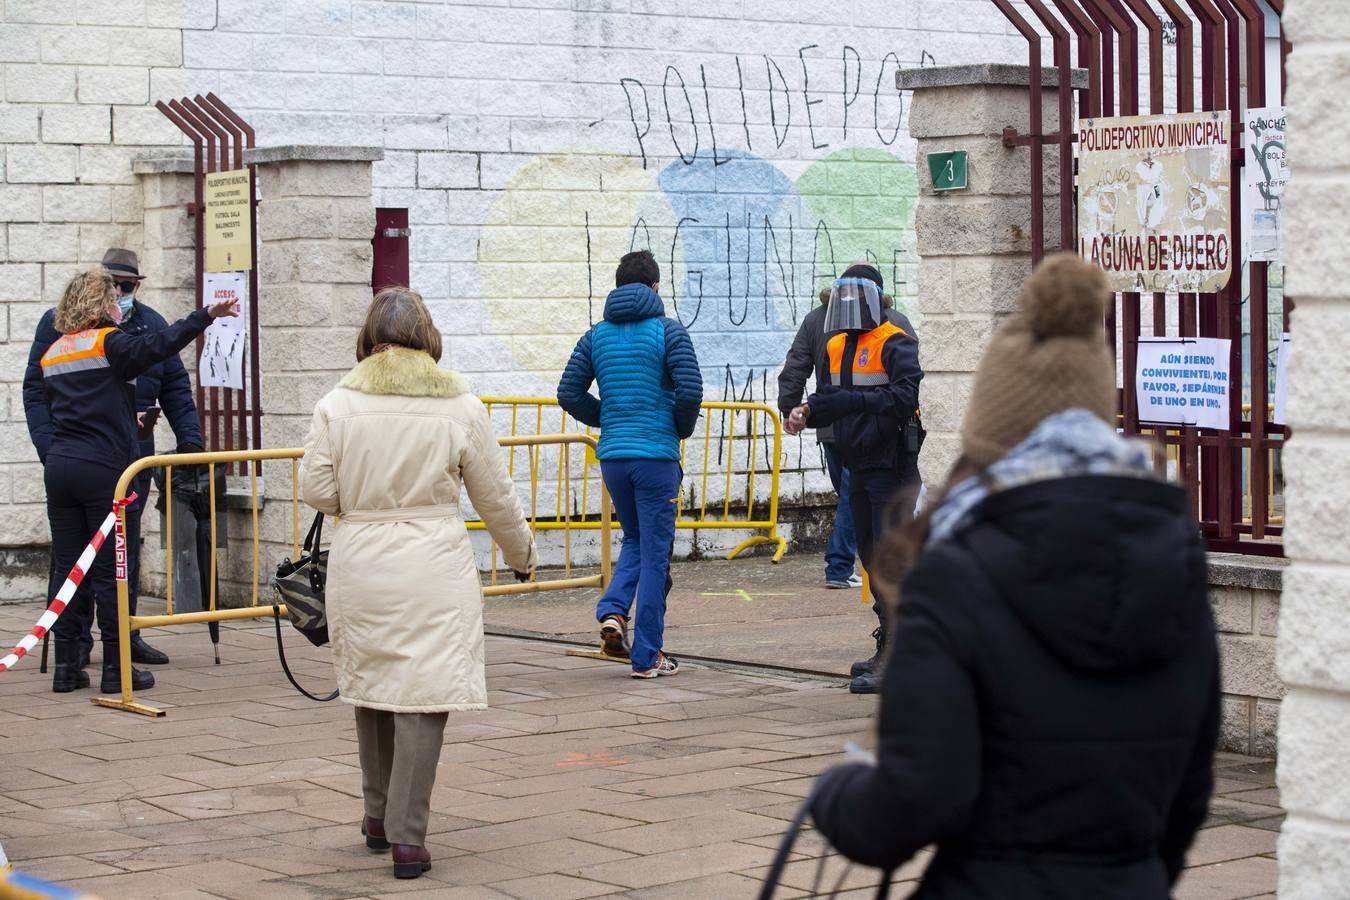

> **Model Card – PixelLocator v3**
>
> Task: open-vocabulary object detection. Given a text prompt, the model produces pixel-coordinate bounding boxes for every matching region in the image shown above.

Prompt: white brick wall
[0,0,1032,554]
[1277,1,1350,896]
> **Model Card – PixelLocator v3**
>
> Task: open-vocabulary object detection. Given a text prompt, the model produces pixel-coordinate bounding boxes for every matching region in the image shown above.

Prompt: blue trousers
[595,459,681,672]
[822,444,857,582]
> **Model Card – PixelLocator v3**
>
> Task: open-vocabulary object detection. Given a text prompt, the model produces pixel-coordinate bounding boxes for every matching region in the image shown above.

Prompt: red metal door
[372,208,410,293]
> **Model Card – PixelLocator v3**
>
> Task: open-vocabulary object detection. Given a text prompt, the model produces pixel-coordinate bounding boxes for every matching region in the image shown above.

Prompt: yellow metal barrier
[479,397,787,563]
[95,435,611,717]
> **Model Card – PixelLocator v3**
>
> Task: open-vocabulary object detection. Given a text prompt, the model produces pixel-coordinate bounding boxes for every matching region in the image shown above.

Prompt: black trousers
[45,456,124,644]
[849,454,921,630]
[75,473,145,653]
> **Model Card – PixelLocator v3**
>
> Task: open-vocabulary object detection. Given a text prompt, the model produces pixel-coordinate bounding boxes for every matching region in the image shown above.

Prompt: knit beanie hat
[960,253,1117,468]
[842,262,883,291]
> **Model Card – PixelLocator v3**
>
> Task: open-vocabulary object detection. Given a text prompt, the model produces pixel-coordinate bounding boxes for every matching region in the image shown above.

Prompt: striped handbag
[273,512,329,647]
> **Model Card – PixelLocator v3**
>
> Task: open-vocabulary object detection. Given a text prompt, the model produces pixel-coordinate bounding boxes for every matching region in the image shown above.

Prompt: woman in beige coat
[300,288,537,880]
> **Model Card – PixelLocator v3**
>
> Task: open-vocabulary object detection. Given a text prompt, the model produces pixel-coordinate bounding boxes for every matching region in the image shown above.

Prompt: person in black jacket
[777,287,916,593]
[37,269,236,694]
[785,263,923,694]
[24,249,205,670]
[806,254,1219,899]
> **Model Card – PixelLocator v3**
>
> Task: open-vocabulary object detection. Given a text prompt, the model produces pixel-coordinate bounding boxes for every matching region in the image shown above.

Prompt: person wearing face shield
[785,263,922,694]
[778,288,918,592]
[22,249,207,675]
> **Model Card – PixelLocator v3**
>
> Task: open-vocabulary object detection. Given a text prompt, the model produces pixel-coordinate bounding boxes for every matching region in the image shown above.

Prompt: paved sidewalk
[0,601,1279,899]
[483,554,886,676]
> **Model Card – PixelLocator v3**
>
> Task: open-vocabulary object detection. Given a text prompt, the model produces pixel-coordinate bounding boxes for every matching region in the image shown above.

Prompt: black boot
[849,627,886,678]
[130,634,170,665]
[849,671,882,694]
[52,640,90,693]
[99,643,155,694]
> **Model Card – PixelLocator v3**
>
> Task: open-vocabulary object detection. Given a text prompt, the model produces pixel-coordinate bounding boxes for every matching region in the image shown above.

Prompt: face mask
[118,297,134,316]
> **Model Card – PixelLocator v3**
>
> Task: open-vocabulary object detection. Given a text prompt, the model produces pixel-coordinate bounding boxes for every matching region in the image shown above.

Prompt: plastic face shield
[822,277,883,333]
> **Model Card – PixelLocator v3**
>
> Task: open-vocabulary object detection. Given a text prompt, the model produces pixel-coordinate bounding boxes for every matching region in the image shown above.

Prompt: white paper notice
[1273,332,1291,426]
[1136,336,1232,432]
[200,272,247,390]
[1244,107,1288,263]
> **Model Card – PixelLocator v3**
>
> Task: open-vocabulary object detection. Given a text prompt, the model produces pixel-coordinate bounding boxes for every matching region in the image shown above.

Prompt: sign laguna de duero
[1077,111,1232,294]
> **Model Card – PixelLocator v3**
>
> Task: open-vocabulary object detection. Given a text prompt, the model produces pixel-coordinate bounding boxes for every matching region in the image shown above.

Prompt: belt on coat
[338,504,460,524]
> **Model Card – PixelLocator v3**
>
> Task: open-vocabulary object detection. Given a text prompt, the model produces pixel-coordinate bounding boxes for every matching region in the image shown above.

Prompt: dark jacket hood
[603,283,664,323]
[966,475,1207,673]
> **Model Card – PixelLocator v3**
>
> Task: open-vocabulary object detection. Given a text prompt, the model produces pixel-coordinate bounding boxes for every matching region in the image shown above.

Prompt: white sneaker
[631,654,679,678]
[825,573,864,589]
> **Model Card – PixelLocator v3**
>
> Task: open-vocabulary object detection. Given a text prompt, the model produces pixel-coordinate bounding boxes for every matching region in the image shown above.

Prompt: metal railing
[94,435,611,717]
[479,398,787,563]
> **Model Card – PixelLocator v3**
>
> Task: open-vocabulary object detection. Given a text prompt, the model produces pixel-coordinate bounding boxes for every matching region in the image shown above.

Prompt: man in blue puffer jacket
[557,250,702,679]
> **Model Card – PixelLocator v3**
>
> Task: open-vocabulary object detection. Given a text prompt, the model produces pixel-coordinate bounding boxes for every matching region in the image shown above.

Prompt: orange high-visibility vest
[40,327,116,378]
[825,321,908,387]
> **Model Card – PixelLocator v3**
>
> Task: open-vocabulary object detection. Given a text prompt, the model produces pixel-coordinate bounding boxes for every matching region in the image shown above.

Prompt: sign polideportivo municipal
[1077,111,1232,294]
[203,168,253,273]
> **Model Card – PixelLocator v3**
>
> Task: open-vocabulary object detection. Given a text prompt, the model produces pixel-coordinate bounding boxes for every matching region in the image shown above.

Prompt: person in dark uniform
[807,254,1218,899]
[38,269,236,694]
[786,263,922,694]
[778,287,917,591]
[24,249,205,670]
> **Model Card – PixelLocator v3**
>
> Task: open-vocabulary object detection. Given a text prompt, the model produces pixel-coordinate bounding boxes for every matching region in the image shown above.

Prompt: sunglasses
[115,280,138,293]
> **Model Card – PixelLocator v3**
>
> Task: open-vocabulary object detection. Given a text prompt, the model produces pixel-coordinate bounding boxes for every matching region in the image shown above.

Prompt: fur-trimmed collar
[339,346,470,398]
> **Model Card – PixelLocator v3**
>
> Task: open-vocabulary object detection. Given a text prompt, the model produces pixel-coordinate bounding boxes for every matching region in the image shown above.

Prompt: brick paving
[0,595,1280,899]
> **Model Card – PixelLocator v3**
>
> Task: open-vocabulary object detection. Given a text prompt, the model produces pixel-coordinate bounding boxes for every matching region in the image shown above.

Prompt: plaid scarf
[928,409,1155,547]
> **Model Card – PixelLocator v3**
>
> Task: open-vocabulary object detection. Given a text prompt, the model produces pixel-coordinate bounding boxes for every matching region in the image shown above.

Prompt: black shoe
[849,672,881,694]
[849,626,886,678]
[130,635,170,665]
[99,643,155,694]
[52,640,90,693]
[79,644,91,669]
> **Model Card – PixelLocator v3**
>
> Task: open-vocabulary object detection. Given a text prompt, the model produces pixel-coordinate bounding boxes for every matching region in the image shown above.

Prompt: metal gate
[991,0,1289,555]
[155,94,263,472]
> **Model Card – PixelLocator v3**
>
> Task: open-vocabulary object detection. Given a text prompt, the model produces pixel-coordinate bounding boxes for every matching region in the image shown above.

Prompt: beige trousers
[353,707,449,846]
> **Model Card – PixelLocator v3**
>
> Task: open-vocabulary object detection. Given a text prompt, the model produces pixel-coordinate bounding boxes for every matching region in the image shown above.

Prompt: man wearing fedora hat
[23,248,204,677]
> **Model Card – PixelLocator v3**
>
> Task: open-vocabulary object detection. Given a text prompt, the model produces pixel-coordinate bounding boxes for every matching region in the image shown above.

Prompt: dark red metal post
[156,101,208,444]
[1054,0,1103,118]
[992,0,1045,264]
[183,98,237,460]
[170,99,223,459]
[196,96,248,471]
[1230,0,1270,540]
[1024,0,1075,252]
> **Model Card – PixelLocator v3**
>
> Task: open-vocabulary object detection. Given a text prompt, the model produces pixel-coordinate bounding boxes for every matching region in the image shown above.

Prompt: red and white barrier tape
[0,493,137,673]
